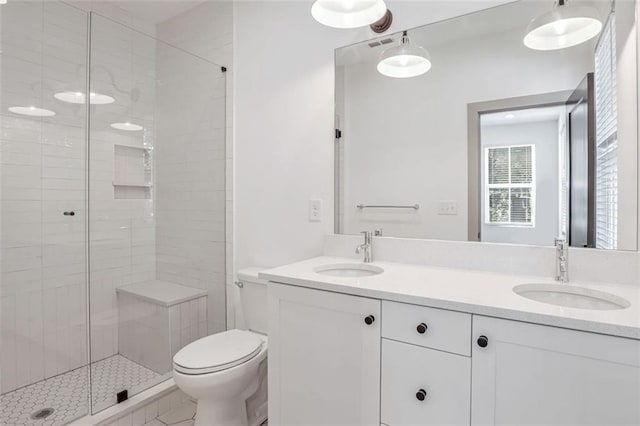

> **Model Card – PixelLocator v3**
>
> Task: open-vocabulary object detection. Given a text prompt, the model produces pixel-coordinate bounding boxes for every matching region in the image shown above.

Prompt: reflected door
[567,74,595,248]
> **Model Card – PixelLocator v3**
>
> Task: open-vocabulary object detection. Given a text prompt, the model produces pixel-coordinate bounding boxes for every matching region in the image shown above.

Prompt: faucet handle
[374,228,383,237]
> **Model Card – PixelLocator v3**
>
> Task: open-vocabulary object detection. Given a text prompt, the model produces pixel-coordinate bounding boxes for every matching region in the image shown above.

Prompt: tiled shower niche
[113,144,153,199]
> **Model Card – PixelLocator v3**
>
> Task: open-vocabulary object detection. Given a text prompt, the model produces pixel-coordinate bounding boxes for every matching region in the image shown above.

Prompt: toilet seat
[173,329,264,375]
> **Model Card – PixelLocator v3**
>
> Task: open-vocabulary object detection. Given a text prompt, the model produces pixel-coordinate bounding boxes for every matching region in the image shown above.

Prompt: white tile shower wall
[156,1,233,333]
[118,293,207,374]
[324,234,640,286]
[1,1,89,394]
[89,14,158,363]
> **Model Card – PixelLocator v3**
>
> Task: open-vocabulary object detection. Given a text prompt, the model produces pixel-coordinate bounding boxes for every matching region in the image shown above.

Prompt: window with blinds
[594,14,617,249]
[485,145,535,226]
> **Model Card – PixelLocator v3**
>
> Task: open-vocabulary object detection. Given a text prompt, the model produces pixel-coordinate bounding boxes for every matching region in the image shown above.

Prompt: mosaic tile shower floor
[0,355,162,426]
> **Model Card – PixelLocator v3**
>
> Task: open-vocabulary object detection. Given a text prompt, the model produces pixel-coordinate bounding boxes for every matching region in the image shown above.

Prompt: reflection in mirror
[334,0,638,250]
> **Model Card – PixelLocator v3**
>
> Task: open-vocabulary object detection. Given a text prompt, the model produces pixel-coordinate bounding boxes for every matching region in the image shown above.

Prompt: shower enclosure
[1,1,227,424]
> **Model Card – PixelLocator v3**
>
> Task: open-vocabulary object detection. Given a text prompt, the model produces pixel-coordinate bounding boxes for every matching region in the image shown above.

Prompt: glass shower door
[88,13,227,413]
[0,1,90,424]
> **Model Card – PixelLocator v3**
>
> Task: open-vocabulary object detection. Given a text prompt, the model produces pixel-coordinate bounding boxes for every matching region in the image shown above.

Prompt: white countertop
[260,256,640,340]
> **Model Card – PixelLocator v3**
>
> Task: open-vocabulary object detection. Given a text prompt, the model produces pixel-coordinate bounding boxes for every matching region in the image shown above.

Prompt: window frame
[484,144,536,227]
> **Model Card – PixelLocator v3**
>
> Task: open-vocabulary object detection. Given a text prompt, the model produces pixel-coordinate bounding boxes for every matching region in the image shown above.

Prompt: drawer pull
[63,211,75,216]
[416,388,427,401]
[364,315,375,325]
[477,335,488,348]
[416,322,428,334]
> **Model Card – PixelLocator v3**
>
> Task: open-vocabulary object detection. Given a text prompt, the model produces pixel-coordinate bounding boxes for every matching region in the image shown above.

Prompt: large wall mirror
[335,0,638,250]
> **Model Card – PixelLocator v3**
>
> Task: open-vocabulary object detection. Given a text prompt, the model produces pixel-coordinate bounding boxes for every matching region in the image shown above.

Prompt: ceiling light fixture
[377,30,432,78]
[8,106,56,117]
[524,0,602,51]
[54,91,115,105]
[311,0,388,29]
[110,122,143,132]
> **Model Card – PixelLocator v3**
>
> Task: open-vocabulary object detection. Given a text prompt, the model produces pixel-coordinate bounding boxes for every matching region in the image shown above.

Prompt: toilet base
[194,396,248,426]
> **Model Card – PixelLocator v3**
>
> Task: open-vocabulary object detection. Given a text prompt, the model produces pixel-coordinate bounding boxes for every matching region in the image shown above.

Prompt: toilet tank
[237,267,268,334]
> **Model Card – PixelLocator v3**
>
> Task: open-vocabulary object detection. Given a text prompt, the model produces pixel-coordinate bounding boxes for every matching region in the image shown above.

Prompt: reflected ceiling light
[110,122,143,131]
[311,0,387,29]
[54,91,115,105]
[524,0,602,51]
[505,114,516,119]
[377,31,431,78]
[8,106,56,117]
[0,0,7,5]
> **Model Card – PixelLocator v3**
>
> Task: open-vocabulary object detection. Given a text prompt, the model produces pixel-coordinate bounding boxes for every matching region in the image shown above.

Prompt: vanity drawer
[381,339,471,426]
[382,301,471,356]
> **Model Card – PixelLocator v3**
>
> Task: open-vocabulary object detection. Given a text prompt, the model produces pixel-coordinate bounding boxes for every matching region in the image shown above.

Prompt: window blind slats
[486,145,535,226]
[594,14,618,250]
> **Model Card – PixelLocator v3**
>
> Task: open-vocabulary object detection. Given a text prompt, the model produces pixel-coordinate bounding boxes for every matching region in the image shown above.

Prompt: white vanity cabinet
[471,315,640,426]
[268,283,381,426]
[268,282,640,426]
[381,301,472,426]
[381,339,471,426]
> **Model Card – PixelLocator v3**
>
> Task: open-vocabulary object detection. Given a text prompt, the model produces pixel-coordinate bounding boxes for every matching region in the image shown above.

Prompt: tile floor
[0,355,162,426]
[140,400,267,426]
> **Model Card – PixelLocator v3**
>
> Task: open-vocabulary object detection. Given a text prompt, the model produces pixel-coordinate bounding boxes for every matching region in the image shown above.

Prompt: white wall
[480,119,560,246]
[233,0,516,270]
[615,0,639,250]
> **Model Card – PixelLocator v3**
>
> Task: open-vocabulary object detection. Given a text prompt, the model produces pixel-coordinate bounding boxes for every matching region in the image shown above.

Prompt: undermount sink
[513,283,630,311]
[314,263,384,278]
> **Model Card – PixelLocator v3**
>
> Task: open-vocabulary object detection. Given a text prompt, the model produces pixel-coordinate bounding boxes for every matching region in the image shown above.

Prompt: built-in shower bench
[116,281,208,375]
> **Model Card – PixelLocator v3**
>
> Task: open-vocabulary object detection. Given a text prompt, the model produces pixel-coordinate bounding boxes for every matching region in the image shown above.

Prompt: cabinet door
[381,339,470,426]
[268,283,381,426]
[472,316,640,426]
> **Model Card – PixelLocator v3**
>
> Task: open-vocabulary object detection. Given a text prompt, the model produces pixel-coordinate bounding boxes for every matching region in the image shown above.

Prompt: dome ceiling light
[110,122,143,132]
[311,0,389,29]
[54,91,115,105]
[524,0,603,51]
[377,30,432,78]
[8,106,56,117]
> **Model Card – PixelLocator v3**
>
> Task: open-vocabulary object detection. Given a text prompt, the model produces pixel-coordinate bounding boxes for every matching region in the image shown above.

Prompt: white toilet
[173,268,268,426]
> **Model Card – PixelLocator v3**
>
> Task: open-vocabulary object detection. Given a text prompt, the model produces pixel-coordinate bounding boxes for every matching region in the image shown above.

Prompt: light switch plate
[438,201,458,215]
[309,199,322,222]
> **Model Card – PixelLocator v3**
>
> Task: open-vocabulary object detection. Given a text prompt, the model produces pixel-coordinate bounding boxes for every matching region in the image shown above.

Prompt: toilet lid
[173,330,263,375]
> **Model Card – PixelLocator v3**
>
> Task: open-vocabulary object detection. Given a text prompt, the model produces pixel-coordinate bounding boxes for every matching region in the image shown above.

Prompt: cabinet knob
[416,389,427,401]
[477,335,488,348]
[364,315,375,325]
[416,322,428,334]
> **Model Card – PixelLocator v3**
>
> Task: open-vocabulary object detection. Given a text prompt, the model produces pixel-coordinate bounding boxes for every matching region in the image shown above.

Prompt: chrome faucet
[555,238,569,283]
[356,231,373,263]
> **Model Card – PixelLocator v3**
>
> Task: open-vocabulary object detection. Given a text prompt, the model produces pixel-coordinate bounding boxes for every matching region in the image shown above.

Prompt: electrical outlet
[309,199,322,222]
[438,201,458,215]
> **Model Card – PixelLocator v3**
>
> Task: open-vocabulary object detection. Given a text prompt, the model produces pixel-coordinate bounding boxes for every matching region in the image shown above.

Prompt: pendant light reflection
[311,0,387,28]
[8,106,56,117]
[111,122,143,132]
[54,91,115,105]
[524,0,602,51]
[377,31,431,78]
